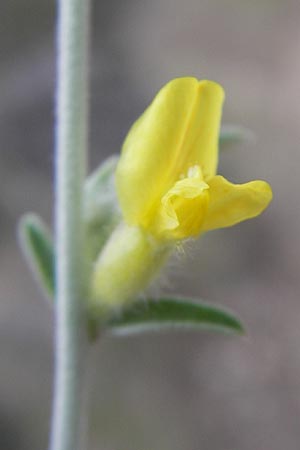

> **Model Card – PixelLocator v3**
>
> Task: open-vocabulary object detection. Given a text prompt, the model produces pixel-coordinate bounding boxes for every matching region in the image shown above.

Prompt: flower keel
[149,165,210,240]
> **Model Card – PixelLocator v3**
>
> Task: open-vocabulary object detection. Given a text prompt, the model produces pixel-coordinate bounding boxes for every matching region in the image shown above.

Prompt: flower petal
[202,175,273,231]
[116,77,224,226]
[150,172,210,240]
[189,81,224,179]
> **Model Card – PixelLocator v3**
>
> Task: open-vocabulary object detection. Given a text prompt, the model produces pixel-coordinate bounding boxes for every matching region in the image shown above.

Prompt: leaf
[84,155,119,214]
[84,155,121,261]
[18,213,55,298]
[105,297,244,336]
[219,125,254,149]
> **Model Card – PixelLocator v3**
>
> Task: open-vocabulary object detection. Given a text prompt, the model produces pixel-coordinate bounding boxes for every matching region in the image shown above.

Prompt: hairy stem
[49,1,91,450]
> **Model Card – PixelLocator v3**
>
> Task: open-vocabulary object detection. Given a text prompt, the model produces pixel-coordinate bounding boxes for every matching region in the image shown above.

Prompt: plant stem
[49,1,91,450]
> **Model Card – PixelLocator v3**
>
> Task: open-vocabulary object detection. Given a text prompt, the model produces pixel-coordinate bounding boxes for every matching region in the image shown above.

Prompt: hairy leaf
[106,297,244,336]
[18,214,55,298]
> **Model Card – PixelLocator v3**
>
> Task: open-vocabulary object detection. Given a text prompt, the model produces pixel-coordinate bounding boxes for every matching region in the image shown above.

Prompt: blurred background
[1,0,300,449]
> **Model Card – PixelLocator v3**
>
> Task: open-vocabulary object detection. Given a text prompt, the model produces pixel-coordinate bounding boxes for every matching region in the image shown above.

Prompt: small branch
[49,1,91,450]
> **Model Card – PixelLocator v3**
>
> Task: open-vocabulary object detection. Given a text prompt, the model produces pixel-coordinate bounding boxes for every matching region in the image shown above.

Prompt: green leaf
[84,155,121,261]
[84,155,119,215]
[18,213,55,298]
[219,125,254,149]
[105,297,244,336]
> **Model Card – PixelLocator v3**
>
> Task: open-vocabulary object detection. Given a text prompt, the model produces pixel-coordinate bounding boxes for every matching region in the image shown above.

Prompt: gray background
[1,0,300,449]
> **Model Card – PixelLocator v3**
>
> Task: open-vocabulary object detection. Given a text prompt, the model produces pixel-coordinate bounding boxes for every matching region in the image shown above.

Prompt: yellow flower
[116,77,272,241]
[90,77,272,314]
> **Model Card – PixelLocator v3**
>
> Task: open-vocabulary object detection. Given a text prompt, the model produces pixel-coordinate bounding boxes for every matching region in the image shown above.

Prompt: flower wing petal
[116,78,224,226]
[202,175,272,231]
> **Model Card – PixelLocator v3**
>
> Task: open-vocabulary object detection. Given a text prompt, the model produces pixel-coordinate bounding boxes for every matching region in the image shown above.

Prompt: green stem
[49,1,91,450]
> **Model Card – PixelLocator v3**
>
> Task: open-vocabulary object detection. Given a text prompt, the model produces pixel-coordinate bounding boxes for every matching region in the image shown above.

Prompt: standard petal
[184,80,224,179]
[116,78,224,226]
[202,175,273,231]
[116,77,200,225]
